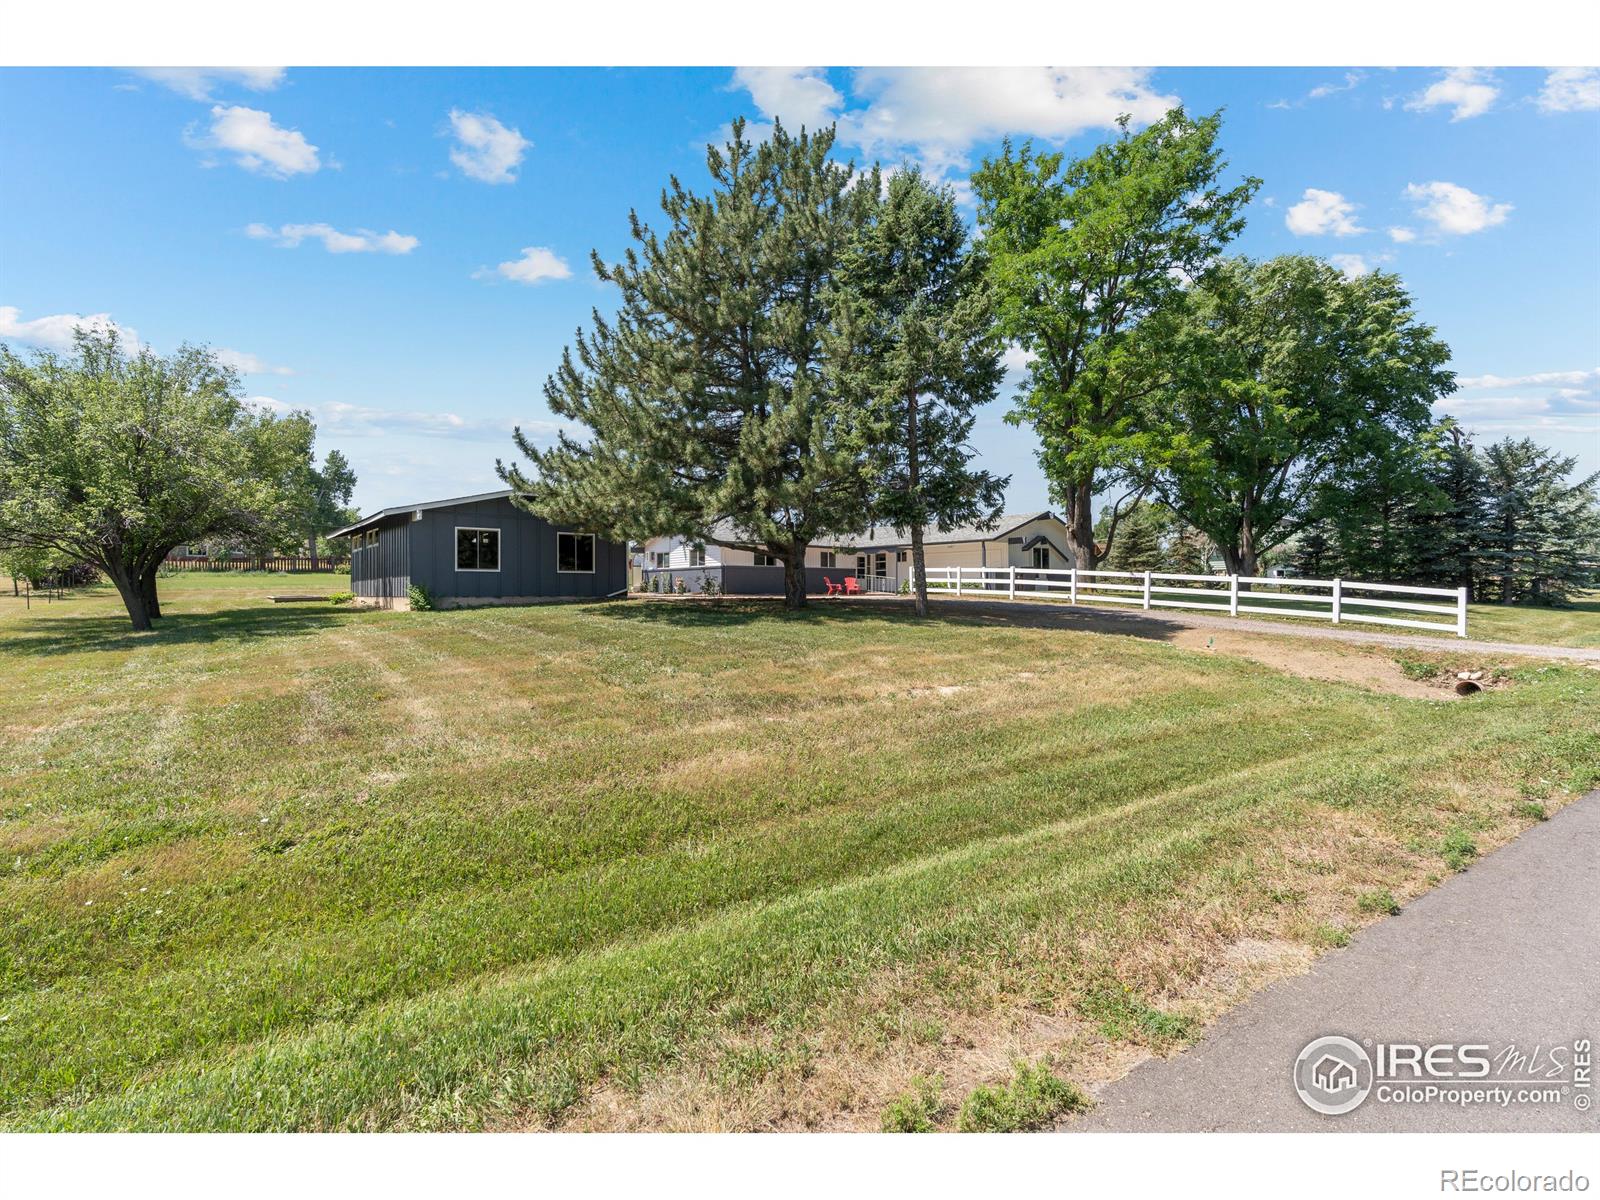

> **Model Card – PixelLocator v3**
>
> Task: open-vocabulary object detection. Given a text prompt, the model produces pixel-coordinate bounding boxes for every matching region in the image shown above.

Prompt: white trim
[556,531,596,574]
[454,525,502,573]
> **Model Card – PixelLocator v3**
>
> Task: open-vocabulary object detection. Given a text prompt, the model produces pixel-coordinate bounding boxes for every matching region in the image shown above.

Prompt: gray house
[330,489,628,609]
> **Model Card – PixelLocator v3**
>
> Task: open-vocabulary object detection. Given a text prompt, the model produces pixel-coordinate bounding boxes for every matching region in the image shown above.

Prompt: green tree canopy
[828,167,1007,616]
[971,108,1258,568]
[1129,256,1454,577]
[500,119,879,608]
[0,330,317,630]
[1478,438,1600,604]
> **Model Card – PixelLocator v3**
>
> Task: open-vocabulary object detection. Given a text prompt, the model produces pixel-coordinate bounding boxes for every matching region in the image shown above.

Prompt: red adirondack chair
[823,576,842,596]
[843,576,862,595]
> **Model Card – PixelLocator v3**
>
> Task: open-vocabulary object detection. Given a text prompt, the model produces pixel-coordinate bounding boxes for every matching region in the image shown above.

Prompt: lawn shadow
[0,604,358,657]
[592,594,1188,644]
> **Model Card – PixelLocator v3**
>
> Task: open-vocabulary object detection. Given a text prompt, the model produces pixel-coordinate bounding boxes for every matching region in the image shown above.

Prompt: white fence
[919,566,1468,637]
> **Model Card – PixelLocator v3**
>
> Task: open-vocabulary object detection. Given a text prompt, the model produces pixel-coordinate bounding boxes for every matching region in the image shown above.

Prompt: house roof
[819,512,1058,551]
[326,489,517,539]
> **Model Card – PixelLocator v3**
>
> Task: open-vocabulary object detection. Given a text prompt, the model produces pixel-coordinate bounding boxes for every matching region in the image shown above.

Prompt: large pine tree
[499,120,877,608]
[828,168,1007,617]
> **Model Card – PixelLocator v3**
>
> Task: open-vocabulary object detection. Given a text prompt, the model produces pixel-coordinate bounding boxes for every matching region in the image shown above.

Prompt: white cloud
[731,67,843,131]
[1388,226,1417,243]
[1538,67,1600,113]
[1457,367,1599,391]
[313,400,565,443]
[0,305,136,352]
[1403,181,1512,236]
[1308,72,1363,100]
[1328,254,1371,279]
[1284,188,1366,236]
[731,67,1178,194]
[1000,344,1037,377]
[189,105,320,178]
[131,67,286,102]
[1405,67,1499,121]
[216,348,293,376]
[246,222,419,255]
[447,110,530,184]
[1434,394,1551,418]
[474,246,573,285]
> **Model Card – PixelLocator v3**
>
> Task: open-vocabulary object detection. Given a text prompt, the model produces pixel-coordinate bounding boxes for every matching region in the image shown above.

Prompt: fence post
[1069,568,1077,606]
[1228,574,1239,617]
[1008,565,1015,600]
[1143,570,1152,610]
[1331,577,1342,625]
[955,567,963,598]
[1457,587,1468,638]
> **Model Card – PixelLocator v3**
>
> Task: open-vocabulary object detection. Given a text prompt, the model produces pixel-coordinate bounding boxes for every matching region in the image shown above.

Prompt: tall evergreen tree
[499,120,877,609]
[829,168,1007,617]
[971,108,1258,569]
[1409,425,1492,596]
[1478,438,1600,604]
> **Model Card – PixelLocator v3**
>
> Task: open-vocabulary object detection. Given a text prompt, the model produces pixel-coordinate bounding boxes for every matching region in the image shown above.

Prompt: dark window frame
[558,531,596,574]
[455,526,501,572]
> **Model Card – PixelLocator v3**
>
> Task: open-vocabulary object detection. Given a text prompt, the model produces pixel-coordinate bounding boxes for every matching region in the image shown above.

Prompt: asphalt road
[1064,790,1600,1132]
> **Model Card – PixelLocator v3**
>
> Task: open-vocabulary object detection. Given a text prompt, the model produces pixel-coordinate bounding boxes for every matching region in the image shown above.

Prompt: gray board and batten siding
[336,491,628,608]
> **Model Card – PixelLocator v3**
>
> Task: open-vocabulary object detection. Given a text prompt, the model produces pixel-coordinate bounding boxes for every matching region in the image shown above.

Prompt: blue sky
[2,65,1596,516]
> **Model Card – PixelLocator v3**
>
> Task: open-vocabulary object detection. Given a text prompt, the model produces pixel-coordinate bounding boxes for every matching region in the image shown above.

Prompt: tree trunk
[910,524,928,618]
[782,543,808,610]
[308,532,319,572]
[140,565,163,619]
[1062,478,1097,568]
[107,563,152,632]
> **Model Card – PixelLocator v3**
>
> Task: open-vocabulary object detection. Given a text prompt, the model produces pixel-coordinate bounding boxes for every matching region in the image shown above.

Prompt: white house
[637,512,1075,595]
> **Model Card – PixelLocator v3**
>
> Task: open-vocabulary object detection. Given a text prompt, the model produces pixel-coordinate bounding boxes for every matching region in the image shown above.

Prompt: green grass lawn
[1,573,1596,1131]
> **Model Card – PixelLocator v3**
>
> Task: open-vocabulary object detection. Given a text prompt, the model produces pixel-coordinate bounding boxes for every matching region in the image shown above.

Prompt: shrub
[957,1061,1087,1132]
[329,591,354,606]
[673,576,688,595]
[407,582,435,612]
[881,1075,943,1133]
[701,575,721,597]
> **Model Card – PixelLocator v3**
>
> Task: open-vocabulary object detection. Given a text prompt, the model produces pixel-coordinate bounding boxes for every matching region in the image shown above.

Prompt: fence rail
[162,556,350,573]
[919,566,1468,637]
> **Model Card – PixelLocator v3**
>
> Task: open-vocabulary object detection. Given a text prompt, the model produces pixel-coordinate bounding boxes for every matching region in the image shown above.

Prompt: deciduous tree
[971,108,1258,568]
[0,330,316,630]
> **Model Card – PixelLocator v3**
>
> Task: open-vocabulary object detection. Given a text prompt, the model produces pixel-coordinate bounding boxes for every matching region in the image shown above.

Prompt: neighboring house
[329,489,628,609]
[637,512,1074,595]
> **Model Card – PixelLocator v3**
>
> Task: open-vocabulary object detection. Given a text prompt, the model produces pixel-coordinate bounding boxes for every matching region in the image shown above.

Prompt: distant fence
[162,556,350,574]
[920,566,1468,638]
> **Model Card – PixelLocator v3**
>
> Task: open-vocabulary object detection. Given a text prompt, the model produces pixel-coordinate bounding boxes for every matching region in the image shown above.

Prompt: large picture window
[456,527,500,571]
[558,532,595,573]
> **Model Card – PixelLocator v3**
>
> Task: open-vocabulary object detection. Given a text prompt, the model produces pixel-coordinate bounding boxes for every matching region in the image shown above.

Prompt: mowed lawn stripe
[2,576,1596,1129]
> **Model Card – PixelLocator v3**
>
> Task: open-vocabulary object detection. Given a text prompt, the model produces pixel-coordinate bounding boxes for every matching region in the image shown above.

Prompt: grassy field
[1,573,1596,1131]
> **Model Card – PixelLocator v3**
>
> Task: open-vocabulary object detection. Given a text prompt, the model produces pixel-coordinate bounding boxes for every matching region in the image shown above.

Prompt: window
[856,555,868,577]
[686,544,705,567]
[1008,536,1024,545]
[558,531,595,573]
[651,551,669,569]
[820,551,837,569]
[896,550,906,563]
[368,530,379,549]
[874,552,887,578]
[456,527,500,571]
[753,552,778,567]
[1030,546,1050,569]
